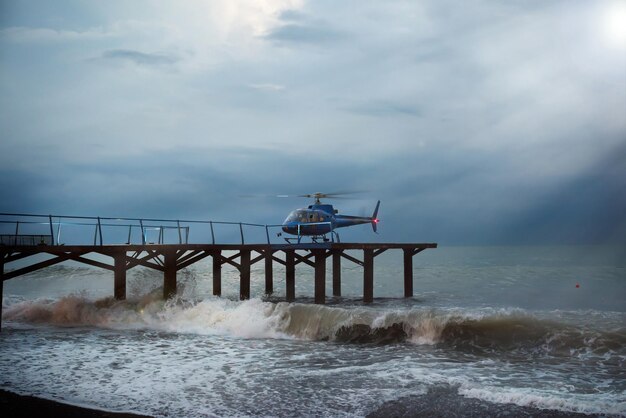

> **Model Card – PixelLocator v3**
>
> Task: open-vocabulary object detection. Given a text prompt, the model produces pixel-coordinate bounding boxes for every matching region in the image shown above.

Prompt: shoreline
[2,387,609,418]
[0,389,153,418]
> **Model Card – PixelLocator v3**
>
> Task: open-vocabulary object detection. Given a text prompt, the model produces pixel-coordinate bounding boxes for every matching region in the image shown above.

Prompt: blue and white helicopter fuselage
[281,197,380,243]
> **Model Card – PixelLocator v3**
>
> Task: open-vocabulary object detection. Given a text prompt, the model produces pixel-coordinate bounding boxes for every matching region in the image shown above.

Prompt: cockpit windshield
[284,210,306,223]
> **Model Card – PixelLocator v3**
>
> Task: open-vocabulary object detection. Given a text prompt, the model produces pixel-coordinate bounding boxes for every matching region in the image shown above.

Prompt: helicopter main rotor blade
[297,190,369,199]
[242,191,369,200]
[324,190,368,196]
[239,194,294,198]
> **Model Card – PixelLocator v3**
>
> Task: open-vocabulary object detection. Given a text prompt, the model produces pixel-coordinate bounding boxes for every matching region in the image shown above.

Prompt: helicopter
[279,192,380,243]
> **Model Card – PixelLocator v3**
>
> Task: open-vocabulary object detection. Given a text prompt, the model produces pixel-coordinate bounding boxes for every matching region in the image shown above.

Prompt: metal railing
[0,234,53,246]
[0,213,290,246]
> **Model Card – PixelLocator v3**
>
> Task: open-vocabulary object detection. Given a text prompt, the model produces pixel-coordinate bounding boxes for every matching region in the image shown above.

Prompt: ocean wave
[3,295,625,356]
[437,314,626,356]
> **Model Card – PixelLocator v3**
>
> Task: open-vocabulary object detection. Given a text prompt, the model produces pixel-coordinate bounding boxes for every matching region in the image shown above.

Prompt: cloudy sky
[1,0,625,245]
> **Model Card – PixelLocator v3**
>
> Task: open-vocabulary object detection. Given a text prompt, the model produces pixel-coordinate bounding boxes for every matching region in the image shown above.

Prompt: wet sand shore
[0,390,153,418]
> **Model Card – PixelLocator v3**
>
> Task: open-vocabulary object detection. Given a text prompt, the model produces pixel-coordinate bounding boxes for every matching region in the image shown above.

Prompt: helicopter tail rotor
[371,200,381,233]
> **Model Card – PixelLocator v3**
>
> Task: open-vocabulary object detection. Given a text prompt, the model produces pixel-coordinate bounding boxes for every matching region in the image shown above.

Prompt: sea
[1,245,625,417]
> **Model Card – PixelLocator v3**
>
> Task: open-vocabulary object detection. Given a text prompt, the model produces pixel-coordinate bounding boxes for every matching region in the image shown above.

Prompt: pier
[0,213,437,330]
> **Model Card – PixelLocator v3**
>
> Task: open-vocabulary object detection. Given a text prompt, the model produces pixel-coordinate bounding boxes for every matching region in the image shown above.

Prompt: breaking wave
[3,295,625,357]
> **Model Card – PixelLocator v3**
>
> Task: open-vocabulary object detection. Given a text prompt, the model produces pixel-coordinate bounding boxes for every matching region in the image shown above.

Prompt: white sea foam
[459,385,626,416]
[148,297,293,339]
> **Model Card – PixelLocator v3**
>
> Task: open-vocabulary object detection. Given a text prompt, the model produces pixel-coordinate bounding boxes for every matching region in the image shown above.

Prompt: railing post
[14,221,19,247]
[97,217,103,246]
[140,219,145,245]
[265,225,270,244]
[127,225,132,244]
[49,215,55,245]
[56,219,62,245]
[239,223,244,245]
[177,220,182,244]
[210,221,215,245]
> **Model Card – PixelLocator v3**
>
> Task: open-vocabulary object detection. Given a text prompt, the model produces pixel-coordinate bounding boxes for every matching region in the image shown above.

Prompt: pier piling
[163,250,177,300]
[403,248,413,298]
[113,252,126,300]
[285,250,295,302]
[212,251,222,296]
[0,257,3,332]
[240,250,251,300]
[314,250,326,304]
[363,249,374,303]
[264,250,273,295]
[332,250,342,297]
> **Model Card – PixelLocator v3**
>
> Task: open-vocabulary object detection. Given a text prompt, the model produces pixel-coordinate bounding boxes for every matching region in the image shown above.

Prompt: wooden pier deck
[0,242,437,330]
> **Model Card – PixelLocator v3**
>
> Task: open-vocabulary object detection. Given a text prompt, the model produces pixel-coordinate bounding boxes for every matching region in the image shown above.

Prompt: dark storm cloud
[499,141,626,244]
[340,138,626,245]
[0,170,60,214]
[101,49,179,67]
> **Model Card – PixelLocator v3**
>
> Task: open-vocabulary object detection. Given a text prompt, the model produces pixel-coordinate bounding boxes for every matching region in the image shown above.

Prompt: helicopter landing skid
[283,236,329,244]
[283,232,340,244]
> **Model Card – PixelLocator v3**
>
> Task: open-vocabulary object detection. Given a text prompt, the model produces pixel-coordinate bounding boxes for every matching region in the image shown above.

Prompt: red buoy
[576,283,580,288]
